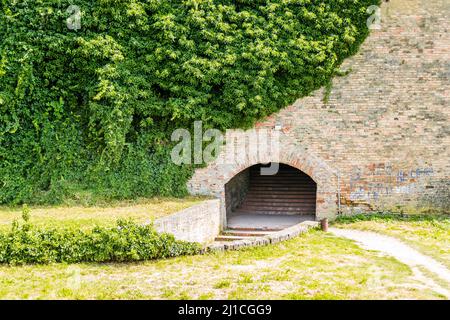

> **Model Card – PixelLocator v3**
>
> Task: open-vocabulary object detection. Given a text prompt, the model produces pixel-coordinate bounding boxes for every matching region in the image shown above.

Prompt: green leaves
[0,216,200,265]
[0,0,379,204]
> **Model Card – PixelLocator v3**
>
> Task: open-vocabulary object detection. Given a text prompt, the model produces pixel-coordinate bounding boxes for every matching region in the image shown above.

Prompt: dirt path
[329,228,450,299]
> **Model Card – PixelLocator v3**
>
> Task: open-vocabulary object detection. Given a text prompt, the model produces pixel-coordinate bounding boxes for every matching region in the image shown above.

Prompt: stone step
[227,226,284,232]
[245,193,316,199]
[238,205,315,211]
[251,181,311,184]
[249,182,315,185]
[244,198,317,204]
[234,209,315,215]
[248,187,316,191]
[250,178,315,182]
[221,229,273,237]
[244,192,315,197]
[233,163,316,219]
[214,235,248,241]
[241,201,315,206]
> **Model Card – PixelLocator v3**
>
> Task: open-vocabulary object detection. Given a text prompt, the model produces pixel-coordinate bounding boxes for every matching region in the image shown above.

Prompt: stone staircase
[233,164,317,216]
[208,221,319,251]
[207,164,319,251]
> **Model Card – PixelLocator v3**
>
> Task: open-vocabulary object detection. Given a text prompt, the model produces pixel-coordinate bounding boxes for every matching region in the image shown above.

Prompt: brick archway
[188,129,339,228]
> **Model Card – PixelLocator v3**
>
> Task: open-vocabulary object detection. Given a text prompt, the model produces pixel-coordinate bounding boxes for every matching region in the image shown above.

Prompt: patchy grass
[334,214,450,269]
[0,196,207,231]
[0,230,445,300]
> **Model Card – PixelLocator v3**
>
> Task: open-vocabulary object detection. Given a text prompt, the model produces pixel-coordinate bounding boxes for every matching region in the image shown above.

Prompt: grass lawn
[333,214,450,269]
[0,203,448,300]
[0,230,446,300]
[0,196,206,231]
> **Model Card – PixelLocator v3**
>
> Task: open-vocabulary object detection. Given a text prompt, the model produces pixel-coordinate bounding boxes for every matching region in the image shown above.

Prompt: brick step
[248,188,316,193]
[235,209,315,215]
[237,207,314,214]
[250,185,314,188]
[250,170,309,178]
[246,194,316,198]
[248,187,315,190]
[242,204,315,209]
[236,164,317,218]
[246,192,316,198]
[247,195,315,199]
[242,205,315,210]
[250,176,315,180]
[249,184,316,187]
[241,202,315,207]
[241,200,315,206]
[247,190,316,194]
[247,190,315,194]
[250,178,312,181]
[236,211,315,216]
[244,198,317,204]
[249,181,315,185]
[237,203,314,209]
[246,195,315,200]
[252,174,312,176]
[242,200,315,205]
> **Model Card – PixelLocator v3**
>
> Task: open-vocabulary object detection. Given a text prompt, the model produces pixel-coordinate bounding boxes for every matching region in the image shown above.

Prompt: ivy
[0,0,379,204]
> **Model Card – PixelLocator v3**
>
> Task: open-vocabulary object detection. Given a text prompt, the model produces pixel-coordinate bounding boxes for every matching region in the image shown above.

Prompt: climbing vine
[0,0,379,204]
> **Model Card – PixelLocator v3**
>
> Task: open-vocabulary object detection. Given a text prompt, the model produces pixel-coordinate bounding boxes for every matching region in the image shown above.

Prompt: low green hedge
[0,208,200,265]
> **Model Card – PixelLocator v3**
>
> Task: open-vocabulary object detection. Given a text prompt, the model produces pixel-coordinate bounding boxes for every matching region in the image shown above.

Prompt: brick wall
[225,168,249,215]
[188,0,449,218]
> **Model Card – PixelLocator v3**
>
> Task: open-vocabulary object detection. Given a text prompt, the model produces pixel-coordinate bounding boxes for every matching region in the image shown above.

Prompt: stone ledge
[205,220,320,252]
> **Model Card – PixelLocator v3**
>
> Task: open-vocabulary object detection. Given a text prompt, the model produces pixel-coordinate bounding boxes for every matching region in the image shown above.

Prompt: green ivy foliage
[0,209,200,265]
[0,0,379,204]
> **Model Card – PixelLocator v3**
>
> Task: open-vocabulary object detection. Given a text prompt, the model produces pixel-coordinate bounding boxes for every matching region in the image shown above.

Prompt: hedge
[0,208,200,265]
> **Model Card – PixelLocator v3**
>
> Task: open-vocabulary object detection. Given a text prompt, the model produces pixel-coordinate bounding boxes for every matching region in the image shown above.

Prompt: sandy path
[329,228,450,298]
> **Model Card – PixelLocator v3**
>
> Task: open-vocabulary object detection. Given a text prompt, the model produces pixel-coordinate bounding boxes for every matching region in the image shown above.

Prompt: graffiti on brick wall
[349,163,434,201]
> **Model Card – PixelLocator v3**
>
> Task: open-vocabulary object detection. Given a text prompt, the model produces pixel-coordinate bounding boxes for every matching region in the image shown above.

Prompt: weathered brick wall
[189,0,450,218]
[154,199,221,243]
[225,169,249,215]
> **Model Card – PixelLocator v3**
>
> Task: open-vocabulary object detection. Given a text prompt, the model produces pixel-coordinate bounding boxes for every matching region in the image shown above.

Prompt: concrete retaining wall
[154,199,221,243]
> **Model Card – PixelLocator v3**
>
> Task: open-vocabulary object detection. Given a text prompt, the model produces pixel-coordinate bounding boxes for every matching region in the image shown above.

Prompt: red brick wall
[189,0,449,216]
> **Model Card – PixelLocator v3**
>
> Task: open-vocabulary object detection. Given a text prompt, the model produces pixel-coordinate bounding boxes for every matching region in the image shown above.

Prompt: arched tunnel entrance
[225,163,317,230]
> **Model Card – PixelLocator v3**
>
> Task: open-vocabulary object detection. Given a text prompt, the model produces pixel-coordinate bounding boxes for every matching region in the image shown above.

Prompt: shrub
[0,210,200,265]
[0,0,380,204]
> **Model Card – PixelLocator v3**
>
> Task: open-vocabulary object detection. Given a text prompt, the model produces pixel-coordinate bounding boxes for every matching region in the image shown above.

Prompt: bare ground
[329,227,450,299]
